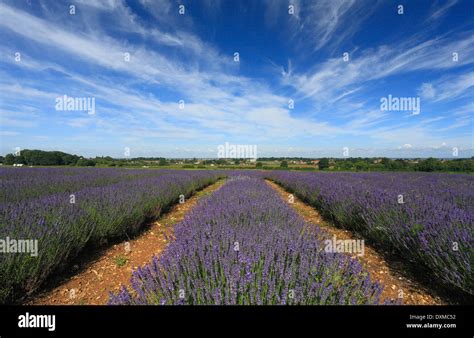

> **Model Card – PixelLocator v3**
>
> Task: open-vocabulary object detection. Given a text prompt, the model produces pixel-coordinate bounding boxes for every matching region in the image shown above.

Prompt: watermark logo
[288,98,294,109]
[55,95,95,115]
[397,5,404,15]
[288,5,295,15]
[18,313,55,332]
[324,235,364,257]
[69,288,77,300]
[398,194,404,204]
[124,147,131,158]
[124,242,131,254]
[288,194,294,204]
[380,95,420,115]
[217,142,257,159]
[0,237,38,257]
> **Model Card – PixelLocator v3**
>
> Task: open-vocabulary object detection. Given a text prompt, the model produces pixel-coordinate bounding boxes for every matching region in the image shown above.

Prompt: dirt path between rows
[30,179,226,305]
[266,179,444,305]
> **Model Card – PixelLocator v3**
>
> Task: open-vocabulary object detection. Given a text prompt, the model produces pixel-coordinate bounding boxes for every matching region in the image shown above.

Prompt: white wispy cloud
[418,71,474,102]
[285,33,474,103]
[418,83,436,99]
[428,0,459,21]
[0,1,336,143]
[264,0,379,53]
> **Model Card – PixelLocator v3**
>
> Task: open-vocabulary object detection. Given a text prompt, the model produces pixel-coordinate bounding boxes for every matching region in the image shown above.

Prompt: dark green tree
[318,158,330,170]
[416,158,441,172]
[76,158,96,166]
[4,154,15,165]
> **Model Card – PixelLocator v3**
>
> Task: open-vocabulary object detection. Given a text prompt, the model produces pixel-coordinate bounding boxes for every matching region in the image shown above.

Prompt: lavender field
[0,168,472,305]
[0,168,223,303]
[266,171,474,296]
[109,176,385,305]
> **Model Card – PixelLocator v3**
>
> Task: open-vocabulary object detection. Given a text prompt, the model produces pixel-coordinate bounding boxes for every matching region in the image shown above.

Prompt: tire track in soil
[266,179,444,305]
[29,179,227,305]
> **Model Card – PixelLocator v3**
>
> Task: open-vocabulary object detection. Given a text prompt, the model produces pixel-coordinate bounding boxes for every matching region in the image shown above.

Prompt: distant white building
[13,163,24,167]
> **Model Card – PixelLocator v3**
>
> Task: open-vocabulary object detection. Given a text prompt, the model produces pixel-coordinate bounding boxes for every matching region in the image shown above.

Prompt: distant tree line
[2,150,89,166]
[254,156,473,173]
[1,150,472,173]
[0,150,175,167]
[318,157,474,173]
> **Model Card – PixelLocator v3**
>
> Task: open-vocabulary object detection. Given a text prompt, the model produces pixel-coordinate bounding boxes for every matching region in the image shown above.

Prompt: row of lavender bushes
[0,168,223,303]
[266,171,473,295]
[109,176,385,305]
[0,167,186,203]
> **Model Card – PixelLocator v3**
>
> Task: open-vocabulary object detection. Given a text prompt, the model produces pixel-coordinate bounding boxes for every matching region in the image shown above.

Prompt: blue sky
[0,0,472,158]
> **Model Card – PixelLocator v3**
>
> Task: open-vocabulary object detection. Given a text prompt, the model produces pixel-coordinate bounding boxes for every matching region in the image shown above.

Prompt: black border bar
[0,305,471,337]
